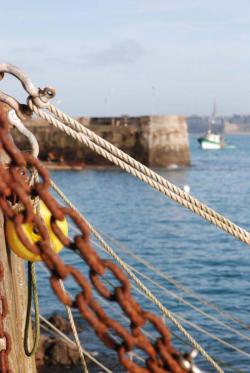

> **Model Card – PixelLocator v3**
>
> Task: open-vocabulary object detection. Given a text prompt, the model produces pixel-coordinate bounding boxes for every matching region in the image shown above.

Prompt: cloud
[11,44,49,55]
[84,40,146,67]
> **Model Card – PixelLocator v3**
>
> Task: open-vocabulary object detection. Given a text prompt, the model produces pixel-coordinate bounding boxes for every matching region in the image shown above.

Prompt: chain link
[0,262,12,373]
[0,102,188,372]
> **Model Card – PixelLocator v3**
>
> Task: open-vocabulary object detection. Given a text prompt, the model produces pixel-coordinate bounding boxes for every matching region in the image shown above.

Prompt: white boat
[198,130,224,149]
[197,101,224,149]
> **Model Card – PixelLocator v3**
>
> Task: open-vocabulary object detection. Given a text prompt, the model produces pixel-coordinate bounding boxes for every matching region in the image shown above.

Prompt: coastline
[43,162,118,171]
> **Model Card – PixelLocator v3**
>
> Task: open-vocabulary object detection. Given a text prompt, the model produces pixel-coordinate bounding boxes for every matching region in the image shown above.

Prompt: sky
[1,0,250,117]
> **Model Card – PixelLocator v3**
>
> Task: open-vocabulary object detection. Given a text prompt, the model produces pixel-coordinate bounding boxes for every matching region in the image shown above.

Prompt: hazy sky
[1,0,250,116]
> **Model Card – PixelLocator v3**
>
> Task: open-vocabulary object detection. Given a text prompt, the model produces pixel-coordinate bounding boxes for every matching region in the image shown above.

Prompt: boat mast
[209,99,217,132]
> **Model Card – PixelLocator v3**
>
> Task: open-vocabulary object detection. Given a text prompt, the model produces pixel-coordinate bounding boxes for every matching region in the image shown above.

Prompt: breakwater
[15,115,190,168]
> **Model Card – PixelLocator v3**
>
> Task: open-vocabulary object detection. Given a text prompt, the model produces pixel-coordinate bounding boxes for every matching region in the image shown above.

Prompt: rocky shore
[36,314,119,372]
[36,315,83,372]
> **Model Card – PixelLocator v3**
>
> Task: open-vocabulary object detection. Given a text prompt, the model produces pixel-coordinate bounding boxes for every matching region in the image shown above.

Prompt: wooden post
[0,114,37,371]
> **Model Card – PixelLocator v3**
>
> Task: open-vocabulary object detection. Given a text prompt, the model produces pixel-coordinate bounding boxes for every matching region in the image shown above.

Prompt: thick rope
[24,262,40,356]
[45,103,234,231]
[28,100,250,246]
[50,180,223,373]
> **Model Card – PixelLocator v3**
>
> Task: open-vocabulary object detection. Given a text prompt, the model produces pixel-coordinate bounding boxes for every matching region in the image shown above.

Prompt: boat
[198,130,224,149]
[198,101,224,149]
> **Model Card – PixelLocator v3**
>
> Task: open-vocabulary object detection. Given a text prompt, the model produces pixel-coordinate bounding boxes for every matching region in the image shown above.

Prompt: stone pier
[14,115,190,168]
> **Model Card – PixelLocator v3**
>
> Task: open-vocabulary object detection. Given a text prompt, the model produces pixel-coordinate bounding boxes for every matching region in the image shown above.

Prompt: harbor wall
[14,115,190,168]
[148,115,190,166]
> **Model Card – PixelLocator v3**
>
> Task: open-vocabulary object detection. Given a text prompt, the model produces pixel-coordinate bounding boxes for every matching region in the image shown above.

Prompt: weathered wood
[0,149,37,371]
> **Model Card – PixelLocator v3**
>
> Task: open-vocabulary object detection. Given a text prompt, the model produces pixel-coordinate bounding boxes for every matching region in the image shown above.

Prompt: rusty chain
[0,102,188,373]
[0,262,11,373]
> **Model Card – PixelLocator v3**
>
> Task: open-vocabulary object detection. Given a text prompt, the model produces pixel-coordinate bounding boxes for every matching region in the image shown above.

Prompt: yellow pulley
[5,201,68,262]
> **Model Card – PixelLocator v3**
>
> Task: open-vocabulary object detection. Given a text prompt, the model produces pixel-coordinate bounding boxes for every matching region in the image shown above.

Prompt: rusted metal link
[0,101,187,372]
[0,260,12,373]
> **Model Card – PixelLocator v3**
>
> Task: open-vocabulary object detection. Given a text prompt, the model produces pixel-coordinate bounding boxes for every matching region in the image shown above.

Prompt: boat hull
[198,139,222,149]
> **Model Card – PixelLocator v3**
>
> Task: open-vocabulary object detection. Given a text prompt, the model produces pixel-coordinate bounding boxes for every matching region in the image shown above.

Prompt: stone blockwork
[13,115,190,167]
[148,115,190,167]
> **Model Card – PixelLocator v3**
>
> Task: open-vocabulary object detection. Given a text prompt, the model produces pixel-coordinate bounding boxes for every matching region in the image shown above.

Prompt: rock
[48,314,73,333]
[45,338,81,366]
[36,314,84,369]
[36,335,82,367]
[35,335,48,367]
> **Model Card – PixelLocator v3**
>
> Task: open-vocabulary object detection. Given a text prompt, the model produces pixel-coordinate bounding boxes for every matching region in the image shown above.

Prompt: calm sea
[36,134,250,372]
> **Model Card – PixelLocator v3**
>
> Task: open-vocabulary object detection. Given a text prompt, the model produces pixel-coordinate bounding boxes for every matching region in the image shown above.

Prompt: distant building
[229,114,250,124]
[224,114,250,134]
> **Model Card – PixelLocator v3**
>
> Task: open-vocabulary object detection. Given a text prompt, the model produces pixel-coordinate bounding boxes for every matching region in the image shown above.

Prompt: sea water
[36,134,250,372]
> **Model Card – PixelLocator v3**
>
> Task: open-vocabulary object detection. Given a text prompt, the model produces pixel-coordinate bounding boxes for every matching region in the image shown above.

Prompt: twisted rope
[28,100,250,246]
[45,103,250,243]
